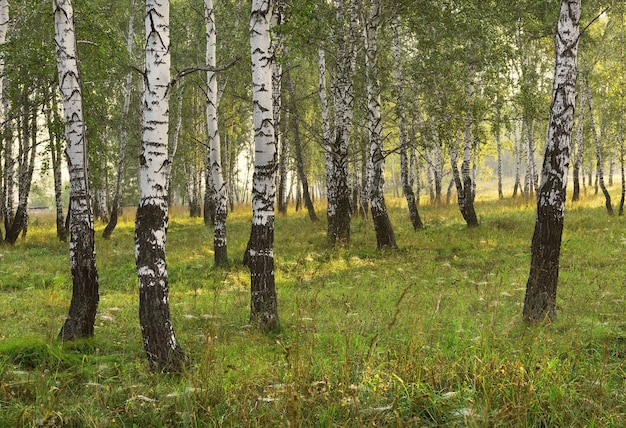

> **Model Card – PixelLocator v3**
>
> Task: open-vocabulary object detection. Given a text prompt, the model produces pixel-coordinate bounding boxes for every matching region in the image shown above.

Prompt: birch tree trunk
[523,0,580,324]
[43,89,68,241]
[586,77,613,214]
[5,90,37,244]
[618,9,626,215]
[392,14,422,230]
[52,0,100,340]
[136,0,187,371]
[365,0,397,249]
[104,0,135,239]
[494,95,504,200]
[272,0,287,215]
[249,0,278,331]
[452,66,478,227]
[327,0,357,245]
[285,68,318,222]
[205,0,228,265]
[0,0,7,241]
[571,80,585,202]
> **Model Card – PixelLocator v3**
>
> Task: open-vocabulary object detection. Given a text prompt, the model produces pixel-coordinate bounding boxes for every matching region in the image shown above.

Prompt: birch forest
[3,0,626,425]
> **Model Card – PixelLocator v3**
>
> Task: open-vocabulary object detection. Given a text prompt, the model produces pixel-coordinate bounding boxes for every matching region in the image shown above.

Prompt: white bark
[104,0,135,238]
[136,0,186,370]
[53,0,100,339]
[205,0,228,264]
[53,0,94,265]
[524,0,581,323]
[249,0,278,329]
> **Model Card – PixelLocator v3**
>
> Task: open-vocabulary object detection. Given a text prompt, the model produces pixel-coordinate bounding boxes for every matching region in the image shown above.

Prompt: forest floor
[1,188,626,426]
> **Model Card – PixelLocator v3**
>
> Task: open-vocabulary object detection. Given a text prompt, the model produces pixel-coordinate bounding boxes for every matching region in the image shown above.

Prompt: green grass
[1,191,626,426]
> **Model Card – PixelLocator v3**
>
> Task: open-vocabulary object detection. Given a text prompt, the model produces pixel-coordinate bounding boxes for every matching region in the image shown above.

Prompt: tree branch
[169,57,241,93]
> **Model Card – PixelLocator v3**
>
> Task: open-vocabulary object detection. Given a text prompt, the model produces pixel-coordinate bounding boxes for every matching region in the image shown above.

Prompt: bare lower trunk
[53,0,100,340]
[572,83,585,202]
[586,78,613,214]
[205,0,228,265]
[286,70,317,222]
[393,13,422,230]
[249,0,278,331]
[524,0,580,324]
[136,0,186,371]
[104,0,135,239]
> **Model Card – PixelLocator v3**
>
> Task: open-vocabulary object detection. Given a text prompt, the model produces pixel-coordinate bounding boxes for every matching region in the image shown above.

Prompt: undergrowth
[1,191,626,426]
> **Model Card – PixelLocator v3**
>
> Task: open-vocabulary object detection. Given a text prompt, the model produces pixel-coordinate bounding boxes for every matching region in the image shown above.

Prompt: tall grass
[1,190,626,426]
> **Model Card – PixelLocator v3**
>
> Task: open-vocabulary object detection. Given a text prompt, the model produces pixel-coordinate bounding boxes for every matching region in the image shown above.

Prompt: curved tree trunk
[104,0,135,239]
[523,0,580,324]
[366,0,397,249]
[393,14,422,230]
[452,66,479,227]
[286,69,318,222]
[586,77,613,215]
[136,0,187,371]
[205,0,228,265]
[5,89,37,244]
[249,0,278,331]
[53,0,100,340]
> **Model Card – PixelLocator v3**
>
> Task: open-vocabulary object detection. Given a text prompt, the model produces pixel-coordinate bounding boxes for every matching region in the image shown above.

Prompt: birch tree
[365,0,397,249]
[585,71,613,214]
[326,0,357,245]
[450,65,479,227]
[392,13,422,230]
[0,0,7,242]
[53,0,100,340]
[135,0,187,371]
[249,0,278,331]
[103,0,136,239]
[205,0,228,265]
[523,0,580,323]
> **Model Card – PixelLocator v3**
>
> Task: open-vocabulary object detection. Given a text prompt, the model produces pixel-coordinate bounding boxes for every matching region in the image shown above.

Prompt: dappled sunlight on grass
[2,191,626,425]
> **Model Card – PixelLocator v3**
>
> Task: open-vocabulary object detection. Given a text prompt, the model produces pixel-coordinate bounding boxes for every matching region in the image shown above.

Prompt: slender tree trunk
[285,69,318,222]
[585,78,613,214]
[53,0,100,340]
[272,1,287,215]
[327,0,357,245]
[359,117,370,218]
[365,0,397,249]
[205,0,228,265]
[572,80,585,202]
[495,96,504,200]
[512,117,521,198]
[249,0,278,331]
[618,0,626,215]
[453,66,479,227]
[523,0,580,324]
[44,89,68,241]
[5,89,37,244]
[393,14,422,230]
[104,0,135,239]
[0,0,7,242]
[136,0,187,371]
